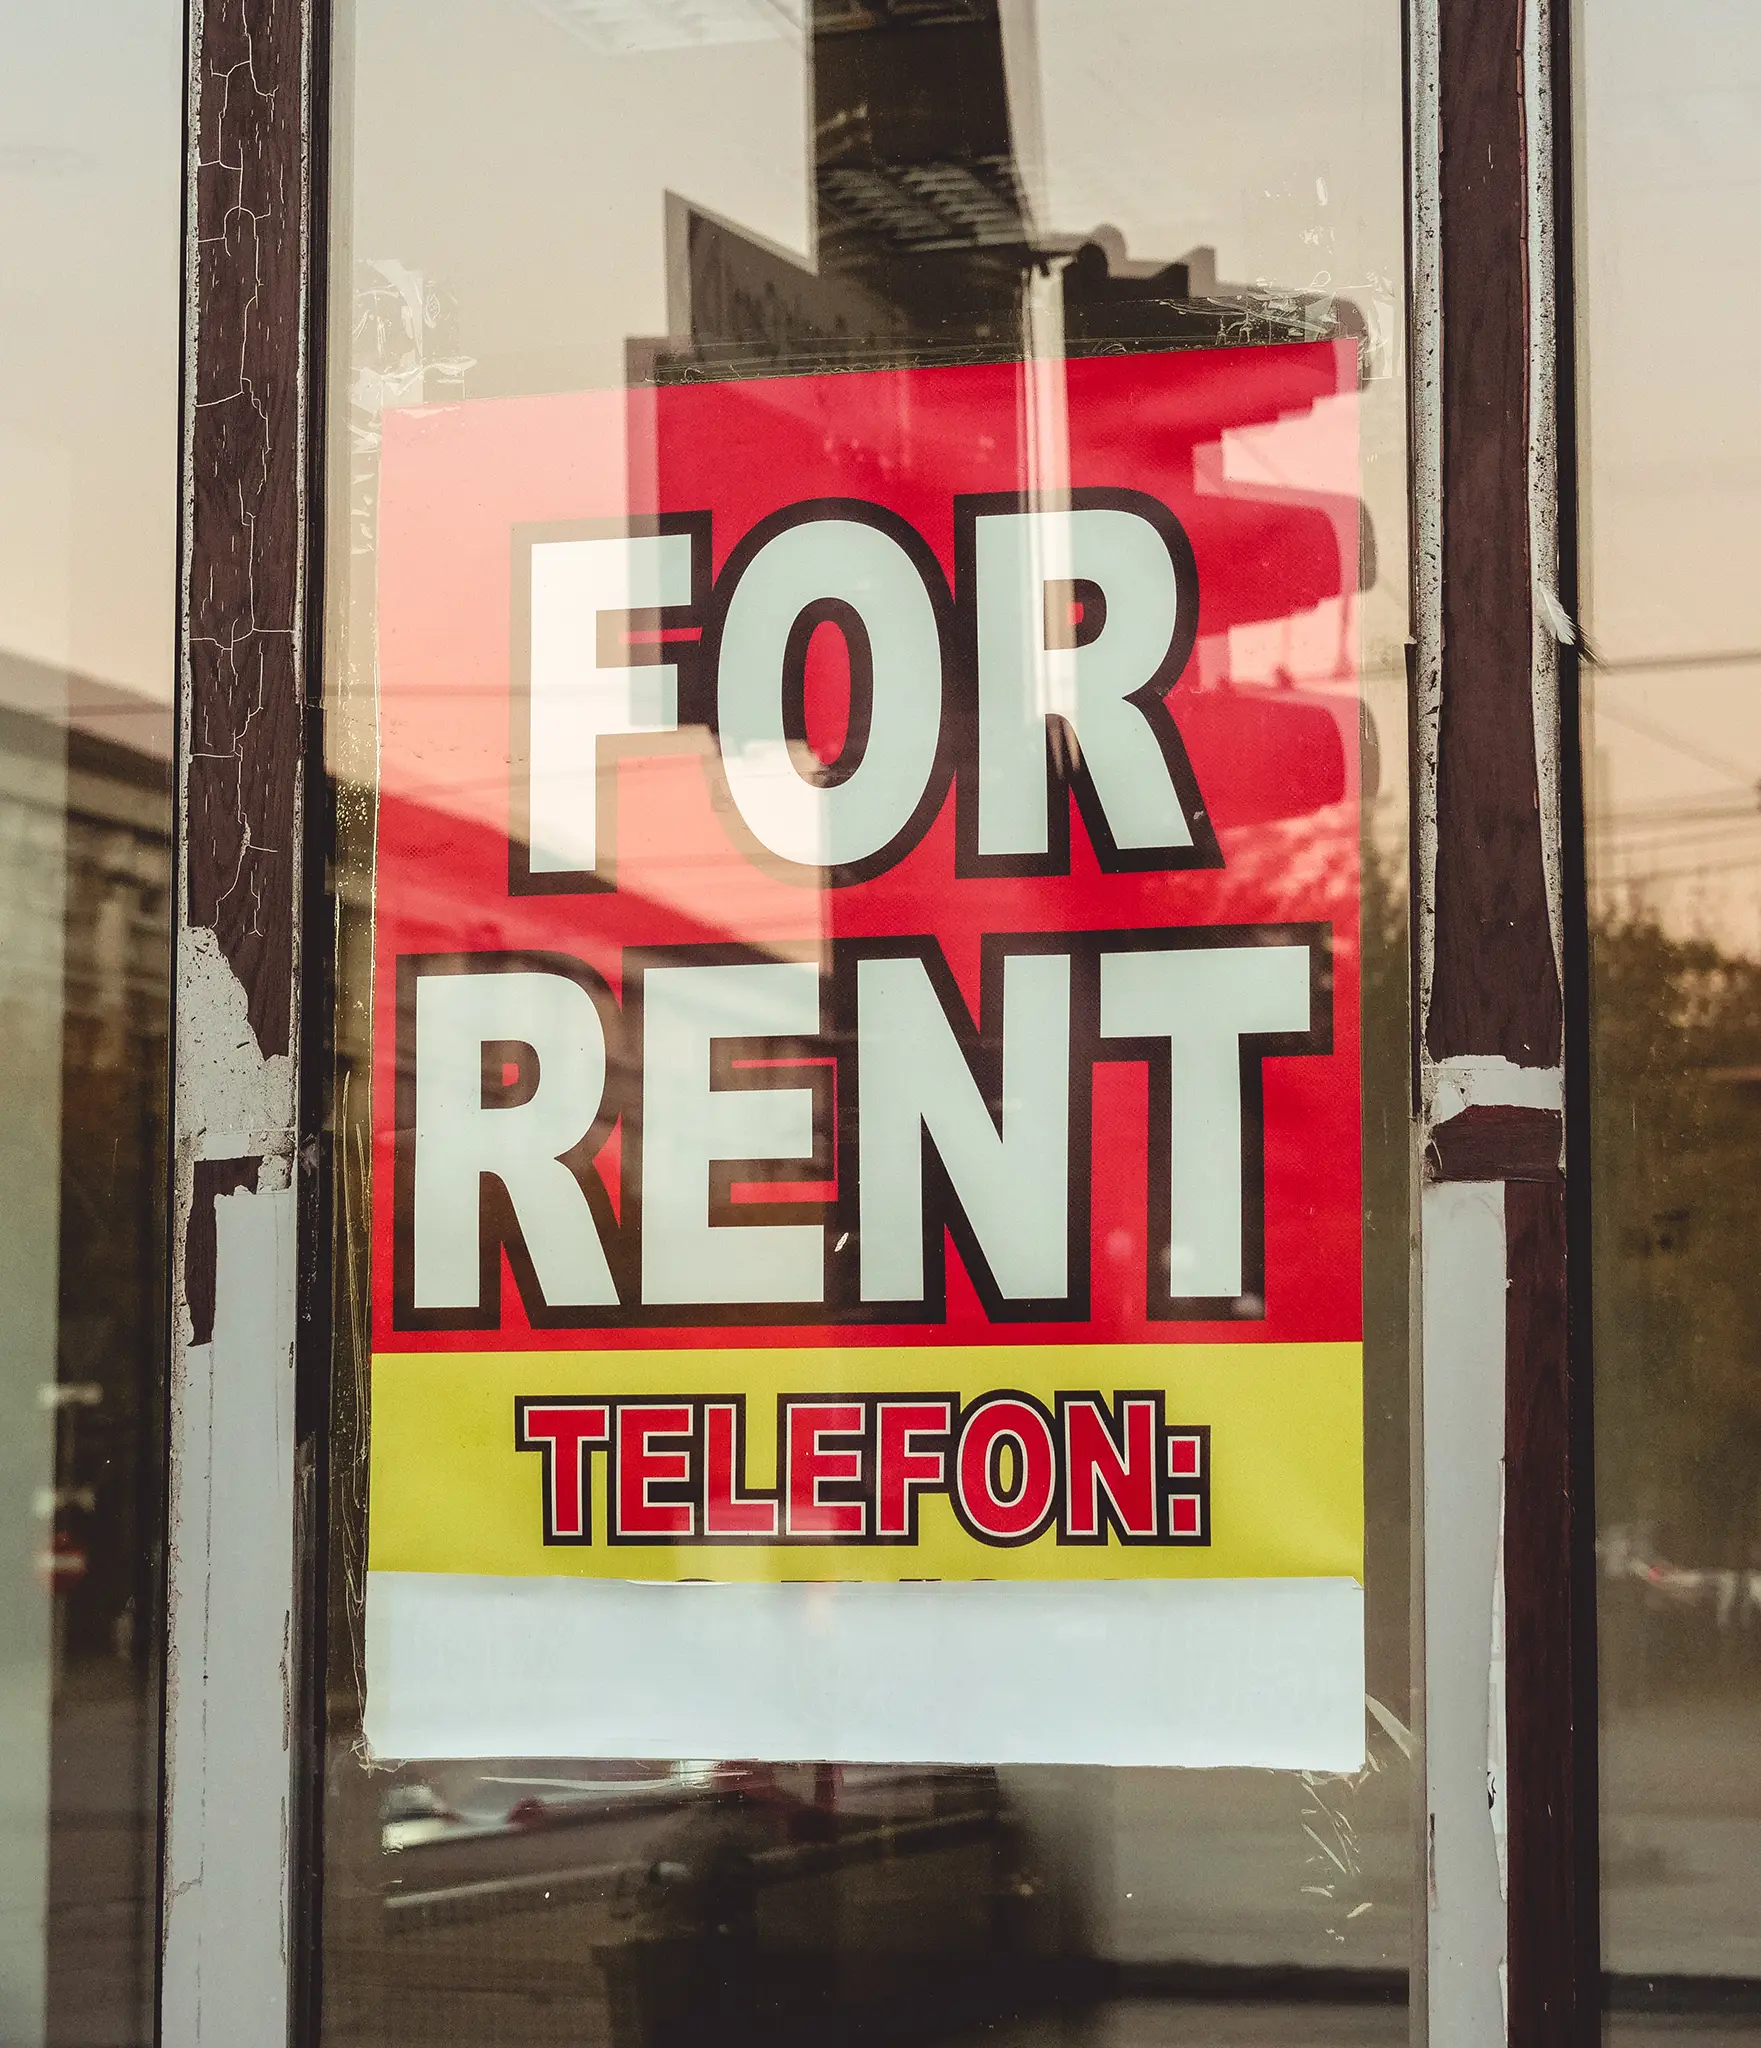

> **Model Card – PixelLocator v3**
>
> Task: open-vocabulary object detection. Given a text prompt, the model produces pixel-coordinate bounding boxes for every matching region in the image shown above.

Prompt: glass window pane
[0,7,180,2043]
[1578,0,1761,2028]
[320,4,1415,2039]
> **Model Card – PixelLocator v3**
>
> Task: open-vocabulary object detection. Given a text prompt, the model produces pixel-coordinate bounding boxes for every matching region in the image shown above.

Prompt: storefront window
[319,3,1415,2038]
[0,7,181,2044]
[1578,0,1761,2019]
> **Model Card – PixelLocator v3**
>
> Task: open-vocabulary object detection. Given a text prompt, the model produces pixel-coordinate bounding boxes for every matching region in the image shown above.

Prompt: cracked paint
[1410,0,1443,1071]
[1412,0,1575,2033]
[163,0,314,2039]
[1525,0,1567,999]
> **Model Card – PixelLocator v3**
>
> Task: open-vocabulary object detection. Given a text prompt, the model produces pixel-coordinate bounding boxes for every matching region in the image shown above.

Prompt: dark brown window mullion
[1417,0,1599,2039]
[162,0,329,2039]
[157,0,1603,2039]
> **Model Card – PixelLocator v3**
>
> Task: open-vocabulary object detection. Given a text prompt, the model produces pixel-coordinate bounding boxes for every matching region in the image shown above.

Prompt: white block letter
[414,970,617,1311]
[1099,942,1313,1304]
[857,950,1071,1304]
[973,502,1202,860]
[526,530,694,881]
[715,514,943,872]
[641,960,825,1306]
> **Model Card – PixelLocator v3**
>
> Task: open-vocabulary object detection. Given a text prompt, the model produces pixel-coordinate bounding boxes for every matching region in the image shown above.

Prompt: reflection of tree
[1592,915,1761,1600]
[1360,809,1411,1710]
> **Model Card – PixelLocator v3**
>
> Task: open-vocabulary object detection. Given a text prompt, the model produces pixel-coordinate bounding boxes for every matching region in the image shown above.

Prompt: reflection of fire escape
[628,0,1368,383]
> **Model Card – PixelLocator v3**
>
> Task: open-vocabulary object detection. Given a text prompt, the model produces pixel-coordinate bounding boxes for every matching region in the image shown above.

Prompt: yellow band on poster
[369,1342,1362,1584]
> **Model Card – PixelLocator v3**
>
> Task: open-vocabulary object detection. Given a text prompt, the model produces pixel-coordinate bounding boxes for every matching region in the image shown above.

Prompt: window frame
[158,0,1600,2040]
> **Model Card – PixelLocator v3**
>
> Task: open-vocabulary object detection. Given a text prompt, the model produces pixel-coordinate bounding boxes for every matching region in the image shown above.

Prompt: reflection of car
[379,1758,723,1853]
[368,1758,1028,2045]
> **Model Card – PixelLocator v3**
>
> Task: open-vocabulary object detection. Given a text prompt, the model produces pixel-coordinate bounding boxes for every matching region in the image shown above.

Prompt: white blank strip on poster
[365,1572,1365,1770]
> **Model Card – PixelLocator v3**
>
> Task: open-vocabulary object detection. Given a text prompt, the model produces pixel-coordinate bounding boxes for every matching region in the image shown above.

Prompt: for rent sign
[364,345,1368,1767]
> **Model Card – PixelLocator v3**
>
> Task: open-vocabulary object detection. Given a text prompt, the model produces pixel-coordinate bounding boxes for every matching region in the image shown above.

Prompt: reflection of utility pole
[1020,258,1076,741]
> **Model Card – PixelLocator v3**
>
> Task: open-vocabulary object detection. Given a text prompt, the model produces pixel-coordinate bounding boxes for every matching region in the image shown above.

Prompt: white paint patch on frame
[1422,1179,1510,2048]
[162,1179,297,2048]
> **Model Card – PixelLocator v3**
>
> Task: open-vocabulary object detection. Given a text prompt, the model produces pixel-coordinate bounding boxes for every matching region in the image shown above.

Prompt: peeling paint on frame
[162,0,316,2036]
[1526,0,1567,996]
[1410,0,1444,1069]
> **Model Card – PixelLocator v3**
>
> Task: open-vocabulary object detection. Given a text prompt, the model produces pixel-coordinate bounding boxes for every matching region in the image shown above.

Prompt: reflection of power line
[1592,699,1761,787]
[1604,852,1761,885]
[1594,796,1761,830]
[1592,648,1761,675]
[1611,791,1761,818]
[1590,790,1761,883]
[1612,852,1761,885]
[1601,839,1761,874]
[1594,814,1761,848]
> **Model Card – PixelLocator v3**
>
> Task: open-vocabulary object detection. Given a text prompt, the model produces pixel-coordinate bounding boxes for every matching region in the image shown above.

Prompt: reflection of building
[630,0,1368,383]
[0,652,169,2043]
[0,655,170,1672]
[624,0,1375,701]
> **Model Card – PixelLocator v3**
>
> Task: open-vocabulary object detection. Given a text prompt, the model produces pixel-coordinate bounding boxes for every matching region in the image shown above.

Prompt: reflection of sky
[344,0,1412,855]
[1,1,1414,738]
[15,0,1755,950]
[1581,2,1761,952]
[1029,2,1403,314]
[349,0,814,394]
[0,4,181,706]
[1026,1,1410,728]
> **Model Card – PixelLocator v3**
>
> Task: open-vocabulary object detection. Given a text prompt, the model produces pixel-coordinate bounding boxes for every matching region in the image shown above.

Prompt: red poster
[364,344,1368,1768]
